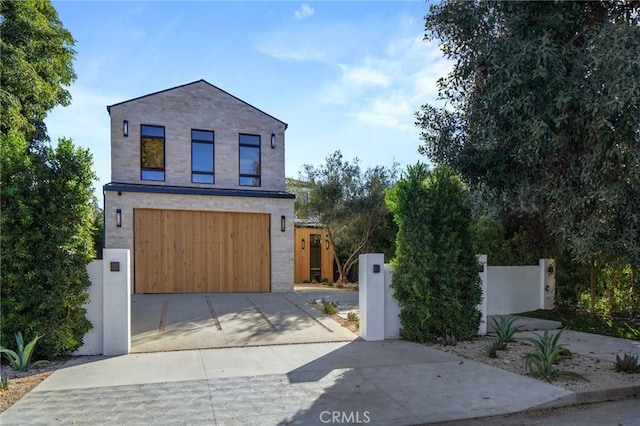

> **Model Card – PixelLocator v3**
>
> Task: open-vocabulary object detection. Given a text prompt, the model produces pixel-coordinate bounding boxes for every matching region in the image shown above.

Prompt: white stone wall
[108,80,287,192]
[105,190,294,293]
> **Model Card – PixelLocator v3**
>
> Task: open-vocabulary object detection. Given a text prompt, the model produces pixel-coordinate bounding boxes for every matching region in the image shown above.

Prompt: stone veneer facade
[105,80,294,292]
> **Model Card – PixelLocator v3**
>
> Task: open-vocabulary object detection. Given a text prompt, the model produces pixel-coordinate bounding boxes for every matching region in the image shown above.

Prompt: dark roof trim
[104,182,295,199]
[106,79,288,129]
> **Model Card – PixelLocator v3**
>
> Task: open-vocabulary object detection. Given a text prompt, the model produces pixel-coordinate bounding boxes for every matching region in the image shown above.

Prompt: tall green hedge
[1,132,95,358]
[386,164,482,342]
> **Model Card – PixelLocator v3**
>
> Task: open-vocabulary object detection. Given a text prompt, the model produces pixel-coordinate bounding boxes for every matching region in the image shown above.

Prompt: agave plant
[0,374,8,391]
[491,316,519,349]
[0,332,49,372]
[486,341,500,358]
[613,352,640,374]
[524,329,587,382]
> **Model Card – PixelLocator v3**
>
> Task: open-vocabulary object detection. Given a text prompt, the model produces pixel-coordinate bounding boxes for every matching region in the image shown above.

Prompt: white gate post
[477,254,488,336]
[539,259,556,310]
[102,249,131,355]
[359,253,385,341]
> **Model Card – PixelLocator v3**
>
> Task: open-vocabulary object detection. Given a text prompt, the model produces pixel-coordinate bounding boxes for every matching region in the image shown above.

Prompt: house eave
[104,182,295,199]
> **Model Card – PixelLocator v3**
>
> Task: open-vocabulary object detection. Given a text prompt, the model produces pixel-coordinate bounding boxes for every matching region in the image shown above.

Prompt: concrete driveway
[131,287,359,352]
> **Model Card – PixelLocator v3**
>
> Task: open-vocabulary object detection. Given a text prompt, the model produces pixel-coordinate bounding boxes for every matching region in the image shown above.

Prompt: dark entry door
[310,233,322,282]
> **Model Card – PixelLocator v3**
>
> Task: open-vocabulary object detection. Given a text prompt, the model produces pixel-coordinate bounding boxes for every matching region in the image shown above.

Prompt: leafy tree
[1,133,96,358]
[417,1,640,270]
[386,163,481,342]
[1,1,96,358]
[0,0,77,143]
[297,151,398,284]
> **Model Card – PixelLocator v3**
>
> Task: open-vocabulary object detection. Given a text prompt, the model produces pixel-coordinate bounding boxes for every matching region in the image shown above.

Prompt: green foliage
[491,316,519,349]
[1,133,96,358]
[296,151,398,284]
[386,163,482,342]
[0,374,8,391]
[486,341,500,359]
[442,333,457,346]
[417,1,640,268]
[0,0,77,141]
[322,300,338,315]
[91,202,104,259]
[520,309,640,341]
[524,330,587,382]
[347,312,359,322]
[0,332,49,372]
[613,353,640,374]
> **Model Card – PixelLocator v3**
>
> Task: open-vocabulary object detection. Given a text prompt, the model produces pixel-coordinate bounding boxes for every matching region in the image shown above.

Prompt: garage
[134,208,270,293]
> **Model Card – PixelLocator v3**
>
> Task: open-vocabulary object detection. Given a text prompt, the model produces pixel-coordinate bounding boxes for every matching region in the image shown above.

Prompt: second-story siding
[108,80,287,192]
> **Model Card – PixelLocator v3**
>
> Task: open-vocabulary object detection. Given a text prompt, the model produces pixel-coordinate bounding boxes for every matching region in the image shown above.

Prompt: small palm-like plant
[0,374,8,391]
[321,299,338,315]
[491,316,519,349]
[486,341,500,358]
[0,332,49,372]
[524,329,586,382]
[613,353,640,374]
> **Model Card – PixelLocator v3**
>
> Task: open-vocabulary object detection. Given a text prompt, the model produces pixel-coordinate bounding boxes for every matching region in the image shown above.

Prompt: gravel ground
[0,361,65,413]
[433,335,640,392]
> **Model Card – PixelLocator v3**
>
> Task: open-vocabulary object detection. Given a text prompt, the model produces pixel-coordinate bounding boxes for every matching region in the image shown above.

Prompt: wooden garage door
[134,209,270,293]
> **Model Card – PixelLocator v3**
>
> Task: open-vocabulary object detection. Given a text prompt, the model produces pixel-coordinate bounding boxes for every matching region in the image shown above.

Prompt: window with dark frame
[191,129,215,184]
[239,133,261,187]
[140,124,165,181]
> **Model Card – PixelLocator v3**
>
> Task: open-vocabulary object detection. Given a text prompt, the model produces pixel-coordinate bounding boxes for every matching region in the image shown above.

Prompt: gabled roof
[106,79,287,129]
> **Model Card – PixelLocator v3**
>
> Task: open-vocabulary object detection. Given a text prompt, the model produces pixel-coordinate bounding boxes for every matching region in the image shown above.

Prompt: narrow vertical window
[140,125,165,181]
[239,133,261,187]
[191,129,215,184]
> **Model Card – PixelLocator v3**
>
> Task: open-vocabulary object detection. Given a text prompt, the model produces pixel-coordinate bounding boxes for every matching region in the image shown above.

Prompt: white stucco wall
[486,265,541,315]
[73,260,104,356]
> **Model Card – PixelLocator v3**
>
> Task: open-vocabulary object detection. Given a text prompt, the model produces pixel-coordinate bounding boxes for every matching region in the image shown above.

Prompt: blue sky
[46,1,449,201]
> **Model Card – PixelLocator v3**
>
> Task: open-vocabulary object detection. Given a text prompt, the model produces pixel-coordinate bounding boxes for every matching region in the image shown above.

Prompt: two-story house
[104,80,294,294]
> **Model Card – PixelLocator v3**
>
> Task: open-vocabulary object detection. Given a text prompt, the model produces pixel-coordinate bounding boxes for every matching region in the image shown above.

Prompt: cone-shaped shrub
[386,163,481,342]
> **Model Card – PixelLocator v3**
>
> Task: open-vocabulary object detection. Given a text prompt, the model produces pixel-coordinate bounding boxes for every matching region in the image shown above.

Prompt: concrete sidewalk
[2,325,639,425]
[0,340,581,425]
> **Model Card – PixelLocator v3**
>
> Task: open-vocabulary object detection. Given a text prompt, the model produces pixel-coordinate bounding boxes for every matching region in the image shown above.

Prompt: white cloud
[341,64,390,88]
[294,3,315,20]
[255,29,331,62]
[320,34,450,131]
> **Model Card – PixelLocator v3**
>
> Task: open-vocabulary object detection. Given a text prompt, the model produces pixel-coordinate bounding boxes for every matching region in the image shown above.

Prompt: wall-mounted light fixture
[280,215,286,232]
[301,239,305,250]
[271,133,276,149]
[325,239,329,250]
[116,209,122,228]
[547,265,554,275]
[123,120,129,137]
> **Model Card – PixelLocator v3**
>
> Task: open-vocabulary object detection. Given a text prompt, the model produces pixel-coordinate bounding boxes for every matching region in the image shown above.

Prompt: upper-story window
[140,124,165,181]
[239,133,261,187]
[191,129,215,184]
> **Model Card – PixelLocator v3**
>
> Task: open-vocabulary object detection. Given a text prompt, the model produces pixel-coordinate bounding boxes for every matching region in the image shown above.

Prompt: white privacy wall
[358,254,555,340]
[486,265,540,315]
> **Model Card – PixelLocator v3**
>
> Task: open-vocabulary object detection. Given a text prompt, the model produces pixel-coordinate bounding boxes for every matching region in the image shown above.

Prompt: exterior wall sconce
[301,239,305,250]
[280,215,286,232]
[325,239,329,250]
[547,265,554,275]
[123,120,128,137]
[271,133,276,149]
[116,209,122,228]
